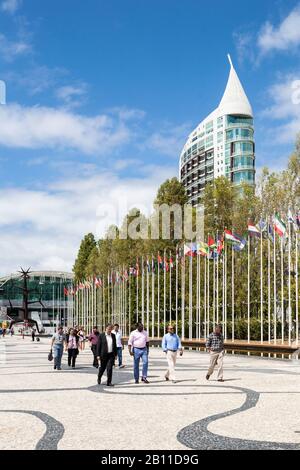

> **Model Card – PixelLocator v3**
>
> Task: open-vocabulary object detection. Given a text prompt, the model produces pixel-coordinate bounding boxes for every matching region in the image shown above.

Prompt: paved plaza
[0,336,300,450]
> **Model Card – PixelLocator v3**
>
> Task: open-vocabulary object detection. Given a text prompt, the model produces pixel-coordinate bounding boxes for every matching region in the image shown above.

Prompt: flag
[169,256,174,269]
[233,234,247,252]
[157,253,163,268]
[248,223,260,237]
[164,257,169,271]
[146,258,151,272]
[184,243,197,257]
[197,241,209,257]
[273,214,286,237]
[258,219,267,232]
[64,287,69,296]
[288,209,298,230]
[268,222,274,243]
[208,235,217,249]
[224,229,241,244]
[296,213,300,230]
[95,277,102,287]
[217,234,224,254]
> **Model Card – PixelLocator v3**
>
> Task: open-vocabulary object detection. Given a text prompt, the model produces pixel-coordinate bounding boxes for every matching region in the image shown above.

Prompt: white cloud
[0,33,31,62]
[1,0,22,14]
[145,123,191,158]
[0,104,133,154]
[56,84,88,109]
[0,166,175,276]
[258,5,300,54]
[260,73,300,144]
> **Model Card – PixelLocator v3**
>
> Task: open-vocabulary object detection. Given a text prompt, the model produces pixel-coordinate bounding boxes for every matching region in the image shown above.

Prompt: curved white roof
[218,55,253,118]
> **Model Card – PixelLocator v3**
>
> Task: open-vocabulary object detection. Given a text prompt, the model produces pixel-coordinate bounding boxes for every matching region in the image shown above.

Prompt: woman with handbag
[66,328,79,369]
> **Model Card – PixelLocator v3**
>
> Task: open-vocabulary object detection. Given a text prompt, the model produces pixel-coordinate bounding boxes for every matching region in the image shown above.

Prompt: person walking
[78,327,86,351]
[66,328,79,369]
[88,326,100,368]
[96,323,117,386]
[31,327,36,342]
[113,323,125,369]
[162,325,183,383]
[50,326,67,370]
[206,324,225,382]
[128,322,149,384]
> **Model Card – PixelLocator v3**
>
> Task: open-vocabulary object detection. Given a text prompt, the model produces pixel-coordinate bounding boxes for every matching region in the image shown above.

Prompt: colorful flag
[248,223,260,237]
[273,214,286,237]
[63,287,69,296]
[184,243,197,257]
[224,229,241,244]
[268,222,274,242]
[197,241,209,257]
[233,234,247,252]
[169,256,174,269]
[208,236,217,249]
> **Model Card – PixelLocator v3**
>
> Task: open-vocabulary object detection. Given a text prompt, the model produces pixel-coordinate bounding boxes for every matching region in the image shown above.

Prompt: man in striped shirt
[206,324,225,382]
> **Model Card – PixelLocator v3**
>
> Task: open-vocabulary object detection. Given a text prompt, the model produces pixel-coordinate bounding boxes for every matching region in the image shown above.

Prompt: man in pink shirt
[128,322,149,384]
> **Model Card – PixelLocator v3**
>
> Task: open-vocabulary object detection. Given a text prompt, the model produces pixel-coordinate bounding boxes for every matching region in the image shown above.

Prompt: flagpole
[213,250,216,328]
[196,251,199,339]
[281,237,284,344]
[204,253,207,339]
[169,251,172,324]
[224,241,227,341]
[274,227,277,345]
[181,251,185,340]
[268,226,271,344]
[175,247,178,334]
[141,256,145,325]
[146,257,150,334]
[157,253,160,338]
[296,231,299,345]
[216,242,219,325]
[189,243,193,340]
[288,217,292,346]
[232,245,235,342]
[198,252,201,339]
[136,260,139,323]
[260,229,264,344]
[164,249,166,334]
[247,234,250,344]
[152,255,155,338]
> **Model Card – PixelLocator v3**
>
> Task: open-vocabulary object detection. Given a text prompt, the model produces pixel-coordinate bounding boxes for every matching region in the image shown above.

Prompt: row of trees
[74,136,300,283]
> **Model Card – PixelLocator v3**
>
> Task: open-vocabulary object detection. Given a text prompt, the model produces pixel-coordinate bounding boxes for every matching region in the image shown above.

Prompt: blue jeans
[117,347,123,367]
[53,344,63,369]
[133,347,148,381]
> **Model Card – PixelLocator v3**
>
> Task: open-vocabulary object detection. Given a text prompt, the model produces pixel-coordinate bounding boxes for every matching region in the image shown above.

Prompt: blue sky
[0,0,300,275]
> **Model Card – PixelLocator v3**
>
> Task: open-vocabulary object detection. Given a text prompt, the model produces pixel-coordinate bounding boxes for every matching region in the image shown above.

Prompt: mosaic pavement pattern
[0,336,300,450]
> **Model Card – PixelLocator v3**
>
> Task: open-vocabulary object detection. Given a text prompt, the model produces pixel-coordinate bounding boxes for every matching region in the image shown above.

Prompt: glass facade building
[179,55,255,205]
[0,271,74,329]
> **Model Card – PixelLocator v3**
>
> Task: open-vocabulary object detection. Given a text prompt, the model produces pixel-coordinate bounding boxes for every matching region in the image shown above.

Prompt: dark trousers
[91,344,98,368]
[98,353,115,384]
[68,349,77,368]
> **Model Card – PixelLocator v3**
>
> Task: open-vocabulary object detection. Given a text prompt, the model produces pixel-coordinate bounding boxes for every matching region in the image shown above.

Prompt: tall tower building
[179,55,255,206]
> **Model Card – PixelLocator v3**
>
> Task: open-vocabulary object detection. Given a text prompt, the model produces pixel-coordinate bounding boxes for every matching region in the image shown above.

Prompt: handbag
[48,350,53,361]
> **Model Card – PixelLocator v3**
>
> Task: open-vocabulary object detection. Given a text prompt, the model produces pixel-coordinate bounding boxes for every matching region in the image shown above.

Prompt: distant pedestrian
[113,323,125,369]
[78,328,86,351]
[96,323,117,386]
[31,328,36,342]
[128,322,149,384]
[2,328,6,338]
[66,328,79,369]
[162,325,183,383]
[10,327,14,336]
[50,326,67,370]
[206,324,225,382]
[88,326,100,368]
[0,327,2,338]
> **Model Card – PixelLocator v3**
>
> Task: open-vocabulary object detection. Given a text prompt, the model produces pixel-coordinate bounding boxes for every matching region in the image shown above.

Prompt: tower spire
[227,53,233,68]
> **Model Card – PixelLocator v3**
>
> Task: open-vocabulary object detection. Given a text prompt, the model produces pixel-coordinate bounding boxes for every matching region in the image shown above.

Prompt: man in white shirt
[113,323,125,368]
